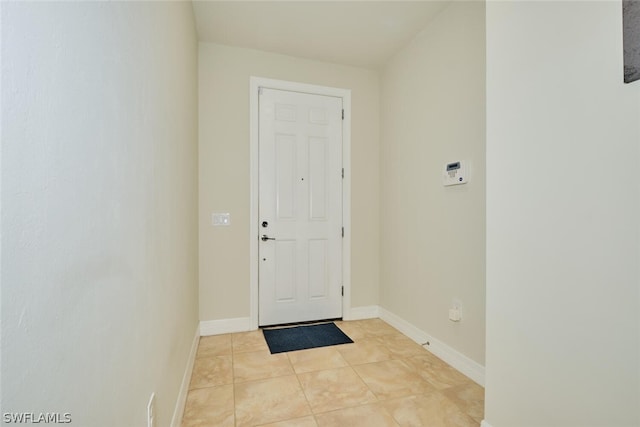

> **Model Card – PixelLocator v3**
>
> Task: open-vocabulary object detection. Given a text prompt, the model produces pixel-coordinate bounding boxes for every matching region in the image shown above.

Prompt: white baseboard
[378,307,485,387]
[378,307,430,344]
[480,421,493,427]
[200,317,253,336]
[345,305,380,320]
[170,325,200,427]
[421,332,485,387]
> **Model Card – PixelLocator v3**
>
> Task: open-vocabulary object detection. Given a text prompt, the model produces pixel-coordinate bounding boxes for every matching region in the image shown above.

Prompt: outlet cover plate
[451,299,463,321]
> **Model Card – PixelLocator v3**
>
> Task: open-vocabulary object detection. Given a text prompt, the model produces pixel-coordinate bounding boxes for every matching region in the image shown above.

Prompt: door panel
[275,240,296,301]
[259,88,342,326]
[309,137,327,220]
[275,134,296,220]
[308,239,328,299]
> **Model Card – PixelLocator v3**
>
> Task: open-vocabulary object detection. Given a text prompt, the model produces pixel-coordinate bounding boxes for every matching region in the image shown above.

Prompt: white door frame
[249,76,351,330]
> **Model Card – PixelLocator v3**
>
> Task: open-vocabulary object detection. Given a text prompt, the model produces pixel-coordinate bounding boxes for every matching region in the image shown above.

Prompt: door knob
[261,235,275,241]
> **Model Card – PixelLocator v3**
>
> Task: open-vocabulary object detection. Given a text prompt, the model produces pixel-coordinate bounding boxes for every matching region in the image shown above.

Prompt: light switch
[212,213,231,226]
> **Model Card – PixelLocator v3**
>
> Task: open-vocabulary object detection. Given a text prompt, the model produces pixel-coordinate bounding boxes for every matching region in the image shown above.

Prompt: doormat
[262,322,353,354]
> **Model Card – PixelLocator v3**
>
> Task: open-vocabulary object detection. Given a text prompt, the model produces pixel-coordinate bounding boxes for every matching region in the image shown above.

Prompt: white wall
[379,2,486,365]
[199,43,380,322]
[485,1,640,426]
[1,2,199,426]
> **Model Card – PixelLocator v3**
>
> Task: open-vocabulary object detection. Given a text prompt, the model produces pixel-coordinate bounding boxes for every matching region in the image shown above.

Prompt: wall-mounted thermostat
[443,161,468,186]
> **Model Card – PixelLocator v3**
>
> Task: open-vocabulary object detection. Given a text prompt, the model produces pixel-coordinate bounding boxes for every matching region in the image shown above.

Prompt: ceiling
[191,1,450,70]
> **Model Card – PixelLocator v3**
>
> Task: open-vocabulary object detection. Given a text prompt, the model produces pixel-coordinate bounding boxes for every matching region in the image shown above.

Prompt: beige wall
[485,2,639,425]
[379,1,486,365]
[1,2,199,426]
[199,43,380,321]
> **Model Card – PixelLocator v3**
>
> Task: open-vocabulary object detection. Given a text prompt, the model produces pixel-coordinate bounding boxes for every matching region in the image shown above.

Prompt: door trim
[249,76,351,330]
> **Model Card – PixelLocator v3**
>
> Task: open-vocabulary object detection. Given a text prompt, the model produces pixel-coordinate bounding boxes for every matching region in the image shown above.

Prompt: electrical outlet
[147,393,155,427]
[450,299,463,322]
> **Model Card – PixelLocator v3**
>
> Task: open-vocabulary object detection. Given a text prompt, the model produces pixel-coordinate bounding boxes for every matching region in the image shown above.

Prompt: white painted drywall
[379,1,486,365]
[1,2,199,426]
[485,1,640,425]
[198,43,380,322]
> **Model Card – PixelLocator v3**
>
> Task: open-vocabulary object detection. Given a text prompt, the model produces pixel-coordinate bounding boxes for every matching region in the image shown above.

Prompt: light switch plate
[212,213,231,226]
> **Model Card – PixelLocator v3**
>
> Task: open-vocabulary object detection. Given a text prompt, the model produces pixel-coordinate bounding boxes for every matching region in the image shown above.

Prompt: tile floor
[181,318,484,427]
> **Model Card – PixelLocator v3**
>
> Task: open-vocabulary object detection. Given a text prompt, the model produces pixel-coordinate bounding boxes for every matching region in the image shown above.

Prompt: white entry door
[258,88,343,326]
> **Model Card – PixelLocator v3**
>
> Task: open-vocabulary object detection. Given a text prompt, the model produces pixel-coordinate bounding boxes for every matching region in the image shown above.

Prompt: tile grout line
[231,332,239,427]
[289,351,317,425]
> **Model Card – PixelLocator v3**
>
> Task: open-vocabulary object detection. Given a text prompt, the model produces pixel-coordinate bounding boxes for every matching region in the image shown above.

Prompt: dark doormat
[262,322,353,354]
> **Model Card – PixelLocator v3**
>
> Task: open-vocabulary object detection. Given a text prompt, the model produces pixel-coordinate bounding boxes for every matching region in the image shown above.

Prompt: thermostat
[443,161,468,186]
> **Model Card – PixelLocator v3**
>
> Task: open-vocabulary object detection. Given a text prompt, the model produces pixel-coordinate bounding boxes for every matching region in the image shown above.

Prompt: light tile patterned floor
[182,319,484,427]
